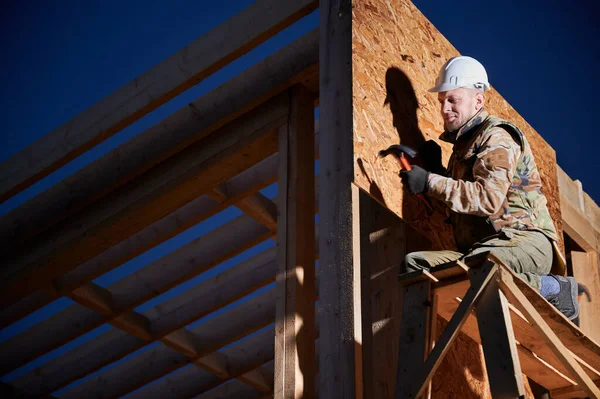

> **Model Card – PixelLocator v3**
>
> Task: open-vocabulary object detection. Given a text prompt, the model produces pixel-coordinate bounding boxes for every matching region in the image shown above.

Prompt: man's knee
[403,252,427,273]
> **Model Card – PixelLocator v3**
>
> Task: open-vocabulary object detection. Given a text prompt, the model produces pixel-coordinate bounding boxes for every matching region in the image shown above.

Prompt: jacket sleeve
[426,127,521,216]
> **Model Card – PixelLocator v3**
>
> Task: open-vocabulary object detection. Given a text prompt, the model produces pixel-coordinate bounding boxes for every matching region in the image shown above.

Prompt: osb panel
[351,0,563,251]
[431,317,534,399]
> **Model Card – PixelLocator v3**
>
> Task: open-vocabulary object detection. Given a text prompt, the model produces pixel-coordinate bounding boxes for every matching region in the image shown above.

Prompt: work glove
[400,165,429,195]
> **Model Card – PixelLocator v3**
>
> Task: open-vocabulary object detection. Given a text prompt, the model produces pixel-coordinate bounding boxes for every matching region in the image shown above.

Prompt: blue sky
[0,0,598,395]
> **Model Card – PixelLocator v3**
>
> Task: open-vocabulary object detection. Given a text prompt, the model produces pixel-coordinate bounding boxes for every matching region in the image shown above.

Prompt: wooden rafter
[11,258,277,395]
[274,85,316,398]
[0,152,280,329]
[59,326,277,399]
[0,0,317,203]
[0,28,318,260]
[1,93,288,307]
[1,219,274,377]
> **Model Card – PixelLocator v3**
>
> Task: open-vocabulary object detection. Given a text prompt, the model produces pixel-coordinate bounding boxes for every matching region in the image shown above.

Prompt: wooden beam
[319,0,357,397]
[11,256,278,396]
[1,93,287,307]
[59,326,276,399]
[571,251,600,343]
[1,218,272,377]
[396,280,433,396]
[0,31,318,276]
[475,279,526,397]
[0,0,317,203]
[274,85,316,399]
[0,156,277,329]
[497,266,600,398]
[506,260,600,373]
[192,378,265,399]
[550,379,600,399]
[0,122,320,329]
[560,193,600,252]
[0,28,318,265]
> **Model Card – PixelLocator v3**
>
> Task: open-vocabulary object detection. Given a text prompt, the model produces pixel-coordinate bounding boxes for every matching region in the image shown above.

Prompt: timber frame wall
[0,1,598,398]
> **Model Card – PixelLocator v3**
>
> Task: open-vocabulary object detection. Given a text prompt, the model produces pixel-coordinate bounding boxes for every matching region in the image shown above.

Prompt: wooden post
[396,280,432,396]
[275,85,316,399]
[475,278,526,398]
[319,0,357,398]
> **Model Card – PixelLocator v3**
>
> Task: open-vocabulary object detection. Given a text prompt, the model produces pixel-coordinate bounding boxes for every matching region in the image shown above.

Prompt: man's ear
[475,92,485,111]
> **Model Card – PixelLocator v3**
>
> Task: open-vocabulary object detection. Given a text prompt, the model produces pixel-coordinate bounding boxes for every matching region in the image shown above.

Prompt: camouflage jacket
[427,109,558,252]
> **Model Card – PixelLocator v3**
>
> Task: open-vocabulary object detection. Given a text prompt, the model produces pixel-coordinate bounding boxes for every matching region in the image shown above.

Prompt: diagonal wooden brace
[475,277,526,398]
[496,266,600,399]
[396,260,498,399]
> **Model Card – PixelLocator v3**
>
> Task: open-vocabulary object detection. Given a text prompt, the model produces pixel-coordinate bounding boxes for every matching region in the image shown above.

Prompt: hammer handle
[399,156,412,171]
[398,154,433,215]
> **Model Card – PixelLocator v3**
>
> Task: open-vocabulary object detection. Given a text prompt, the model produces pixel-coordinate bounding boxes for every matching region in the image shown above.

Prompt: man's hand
[400,165,429,194]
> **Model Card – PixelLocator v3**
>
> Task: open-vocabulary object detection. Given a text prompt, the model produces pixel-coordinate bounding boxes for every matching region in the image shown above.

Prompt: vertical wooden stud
[275,85,316,399]
[319,0,356,397]
[396,280,432,395]
[475,278,526,398]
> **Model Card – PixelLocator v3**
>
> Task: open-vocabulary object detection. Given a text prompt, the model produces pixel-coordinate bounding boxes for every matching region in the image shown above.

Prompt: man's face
[437,88,483,132]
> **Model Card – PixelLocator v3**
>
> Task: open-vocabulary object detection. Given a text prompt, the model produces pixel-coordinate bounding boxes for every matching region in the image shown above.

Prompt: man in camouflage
[400,56,582,321]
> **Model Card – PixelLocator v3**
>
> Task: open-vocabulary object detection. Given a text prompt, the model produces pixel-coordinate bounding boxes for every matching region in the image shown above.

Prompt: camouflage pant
[403,229,552,291]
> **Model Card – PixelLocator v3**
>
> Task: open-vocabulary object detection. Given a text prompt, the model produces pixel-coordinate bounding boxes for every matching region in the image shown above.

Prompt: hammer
[378,144,434,215]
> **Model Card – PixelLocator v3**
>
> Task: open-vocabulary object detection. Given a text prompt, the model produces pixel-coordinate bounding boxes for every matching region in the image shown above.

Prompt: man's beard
[444,119,463,132]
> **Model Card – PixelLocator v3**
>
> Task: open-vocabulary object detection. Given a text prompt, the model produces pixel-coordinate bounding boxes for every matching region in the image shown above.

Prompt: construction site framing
[1,1,600,398]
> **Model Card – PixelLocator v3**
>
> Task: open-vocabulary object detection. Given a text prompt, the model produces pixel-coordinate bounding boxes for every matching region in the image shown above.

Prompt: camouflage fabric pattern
[427,109,558,252]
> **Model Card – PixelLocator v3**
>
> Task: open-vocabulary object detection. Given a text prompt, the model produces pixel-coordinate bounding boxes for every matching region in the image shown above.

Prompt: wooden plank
[357,189,407,399]
[399,261,469,286]
[319,0,357,397]
[505,260,600,373]
[236,192,278,232]
[475,279,526,397]
[583,191,600,229]
[0,28,318,262]
[396,280,432,395]
[274,85,316,399]
[1,219,272,377]
[561,193,600,252]
[0,122,320,329]
[398,261,498,399]
[0,156,277,329]
[438,297,577,391]
[557,166,585,213]
[59,326,276,399]
[550,379,600,399]
[0,0,317,203]
[14,281,278,397]
[496,266,600,398]
[1,93,288,307]
[572,251,600,343]
[436,268,600,388]
[191,379,264,399]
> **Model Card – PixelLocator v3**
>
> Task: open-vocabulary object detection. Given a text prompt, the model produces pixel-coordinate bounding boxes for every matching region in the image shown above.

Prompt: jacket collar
[439,108,489,144]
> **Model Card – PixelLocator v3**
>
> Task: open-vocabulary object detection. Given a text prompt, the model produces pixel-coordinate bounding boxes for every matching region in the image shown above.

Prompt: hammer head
[378,144,417,159]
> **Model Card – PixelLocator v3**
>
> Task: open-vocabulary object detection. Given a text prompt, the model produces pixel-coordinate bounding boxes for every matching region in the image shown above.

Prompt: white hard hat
[429,56,490,92]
